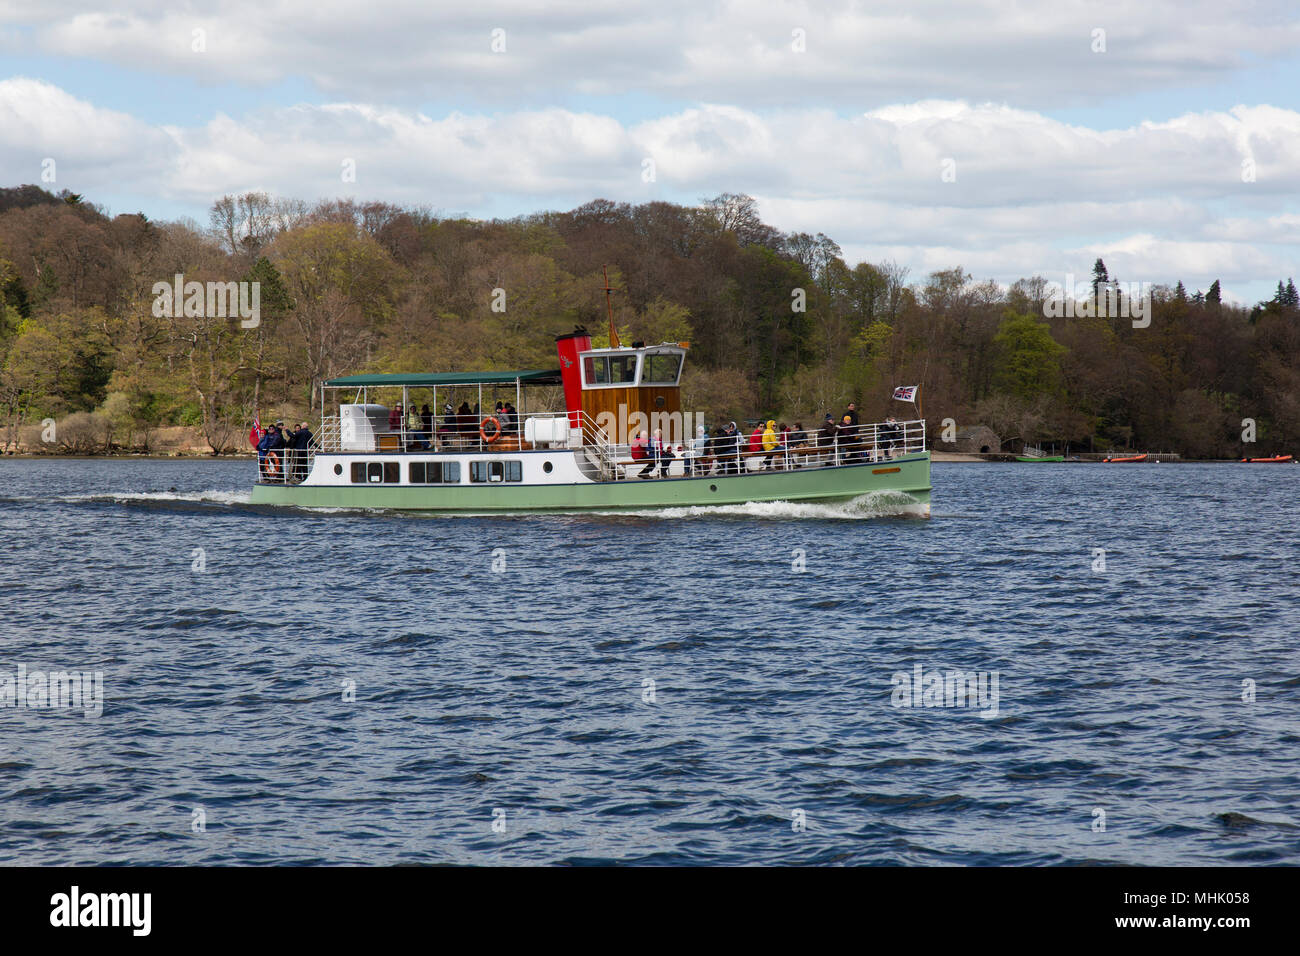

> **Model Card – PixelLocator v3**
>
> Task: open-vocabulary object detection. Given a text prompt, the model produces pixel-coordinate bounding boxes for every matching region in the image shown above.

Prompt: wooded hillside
[1,185,1295,456]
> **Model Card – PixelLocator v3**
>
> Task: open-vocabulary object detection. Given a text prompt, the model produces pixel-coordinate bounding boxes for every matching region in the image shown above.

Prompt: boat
[1016,442,1064,462]
[1240,454,1293,463]
[248,326,932,514]
[1103,453,1148,462]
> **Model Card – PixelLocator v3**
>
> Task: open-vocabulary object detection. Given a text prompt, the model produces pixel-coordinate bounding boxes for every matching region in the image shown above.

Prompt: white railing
[258,413,926,484]
[602,420,927,480]
[256,444,316,485]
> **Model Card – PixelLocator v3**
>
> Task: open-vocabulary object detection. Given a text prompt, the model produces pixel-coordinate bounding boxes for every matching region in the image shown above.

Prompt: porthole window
[542,461,553,474]
[333,463,343,476]
[710,484,717,492]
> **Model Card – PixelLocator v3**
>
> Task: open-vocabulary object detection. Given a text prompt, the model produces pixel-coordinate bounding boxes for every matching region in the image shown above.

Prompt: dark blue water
[0,458,1296,865]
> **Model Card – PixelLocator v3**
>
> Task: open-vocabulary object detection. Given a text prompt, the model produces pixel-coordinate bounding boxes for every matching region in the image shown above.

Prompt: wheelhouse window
[582,352,639,387]
[351,461,399,483]
[470,460,522,483]
[608,355,637,383]
[641,352,683,385]
[409,461,462,484]
[583,355,609,385]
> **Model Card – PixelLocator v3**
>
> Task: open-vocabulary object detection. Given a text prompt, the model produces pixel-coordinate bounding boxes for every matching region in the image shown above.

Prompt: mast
[602,266,621,349]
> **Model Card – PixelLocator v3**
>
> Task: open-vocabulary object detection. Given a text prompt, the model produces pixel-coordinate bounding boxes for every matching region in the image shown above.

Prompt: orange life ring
[479,416,502,443]
[264,451,281,478]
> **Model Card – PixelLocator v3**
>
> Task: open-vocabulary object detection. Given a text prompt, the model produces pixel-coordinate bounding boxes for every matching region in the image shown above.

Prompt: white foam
[588,491,927,520]
[62,489,252,506]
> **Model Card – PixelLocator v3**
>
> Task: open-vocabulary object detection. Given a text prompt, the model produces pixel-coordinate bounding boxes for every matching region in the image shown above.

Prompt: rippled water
[1,457,1296,865]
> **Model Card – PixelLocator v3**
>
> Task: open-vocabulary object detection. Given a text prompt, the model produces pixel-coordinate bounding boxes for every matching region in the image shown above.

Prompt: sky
[1,0,1298,305]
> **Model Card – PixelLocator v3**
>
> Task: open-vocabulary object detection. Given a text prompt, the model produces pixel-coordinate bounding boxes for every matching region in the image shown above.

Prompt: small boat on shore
[1015,442,1064,462]
[1241,454,1293,463]
[1103,453,1148,463]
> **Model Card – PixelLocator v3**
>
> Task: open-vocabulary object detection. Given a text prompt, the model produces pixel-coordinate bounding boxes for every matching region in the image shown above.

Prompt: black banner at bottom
[0,865,1276,942]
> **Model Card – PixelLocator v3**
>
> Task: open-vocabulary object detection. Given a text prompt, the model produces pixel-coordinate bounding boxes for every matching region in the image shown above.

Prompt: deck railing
[257,413,926,484]
[598,419,926,480]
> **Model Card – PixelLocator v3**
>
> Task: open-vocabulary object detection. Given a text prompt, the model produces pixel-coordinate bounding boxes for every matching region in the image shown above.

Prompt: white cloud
[1,79,1296,299]
[3,1,1299,108]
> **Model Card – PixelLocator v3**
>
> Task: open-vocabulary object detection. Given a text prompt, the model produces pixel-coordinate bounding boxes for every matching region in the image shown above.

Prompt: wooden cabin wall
[582,387,681,438]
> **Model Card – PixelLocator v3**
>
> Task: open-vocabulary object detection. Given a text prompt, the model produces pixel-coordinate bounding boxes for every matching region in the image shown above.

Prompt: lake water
[0,457,1296,865]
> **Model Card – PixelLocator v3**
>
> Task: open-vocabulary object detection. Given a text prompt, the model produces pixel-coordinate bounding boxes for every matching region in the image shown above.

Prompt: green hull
[1015,455,1064,462]
[249,452,932,514]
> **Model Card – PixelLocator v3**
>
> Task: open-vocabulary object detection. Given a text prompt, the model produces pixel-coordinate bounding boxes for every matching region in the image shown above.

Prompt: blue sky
[2,1,1298,304]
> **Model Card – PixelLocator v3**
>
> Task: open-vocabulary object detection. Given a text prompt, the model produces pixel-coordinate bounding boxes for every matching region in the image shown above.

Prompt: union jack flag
[892,385,919,403]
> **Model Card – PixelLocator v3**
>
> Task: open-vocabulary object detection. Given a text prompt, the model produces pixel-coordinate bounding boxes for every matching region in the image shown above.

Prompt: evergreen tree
[1206,280,1221,305]
[1174,280,1187,302]
[1285,278,1299,308]
[1091,258,1109,301]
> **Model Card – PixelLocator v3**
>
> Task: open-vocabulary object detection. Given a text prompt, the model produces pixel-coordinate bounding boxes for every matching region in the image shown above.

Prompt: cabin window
[641,353,682,385]
[351,461,399,483]
[410,461,462,484]
[583,356,609,385]
[470,460,522,483]
[608,355,638,383]
[583,353,639,386]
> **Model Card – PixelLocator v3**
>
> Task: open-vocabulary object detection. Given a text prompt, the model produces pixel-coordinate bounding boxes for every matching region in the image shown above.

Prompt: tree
[702,193,781,248]
[993,311,1067,401]
[1206,280,1222,306]
[272,222,400,409]
[240,256,293,412]
[1091,258,1109,301]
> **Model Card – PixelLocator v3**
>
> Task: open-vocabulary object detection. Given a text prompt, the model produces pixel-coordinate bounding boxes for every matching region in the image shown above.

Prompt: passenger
[787,421,807,467]
[819,414,839,462]
[747,423,765,470]
[290,421,312,482]
[407,403,422,450]
[883,415,902,457]
[762,419,780,469]
[503,402,518,435]
[498,402,514,437]
[388,403,403,434]
[420,404,433,450]
[263,420,287,479]
[708,423,731,474]
[841,414,859,460]
[456,401,473,444]
[715,421,742,474]
[688,424,709,475]
[631,430,653,478]
[255,424,274,477]
[652,428,674,477]
[437,403,454,445]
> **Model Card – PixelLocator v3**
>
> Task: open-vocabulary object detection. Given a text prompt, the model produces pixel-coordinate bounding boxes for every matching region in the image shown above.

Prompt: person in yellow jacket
[761,419,780,469]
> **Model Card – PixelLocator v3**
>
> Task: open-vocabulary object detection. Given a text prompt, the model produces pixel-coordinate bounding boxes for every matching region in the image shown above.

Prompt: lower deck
[250,450,932,513]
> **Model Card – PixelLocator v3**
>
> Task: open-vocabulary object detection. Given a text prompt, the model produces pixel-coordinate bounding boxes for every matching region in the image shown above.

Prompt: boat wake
[11,489,925,520]
[4,489,256,509]
[594,490,927,520]
[73,490,252,506]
